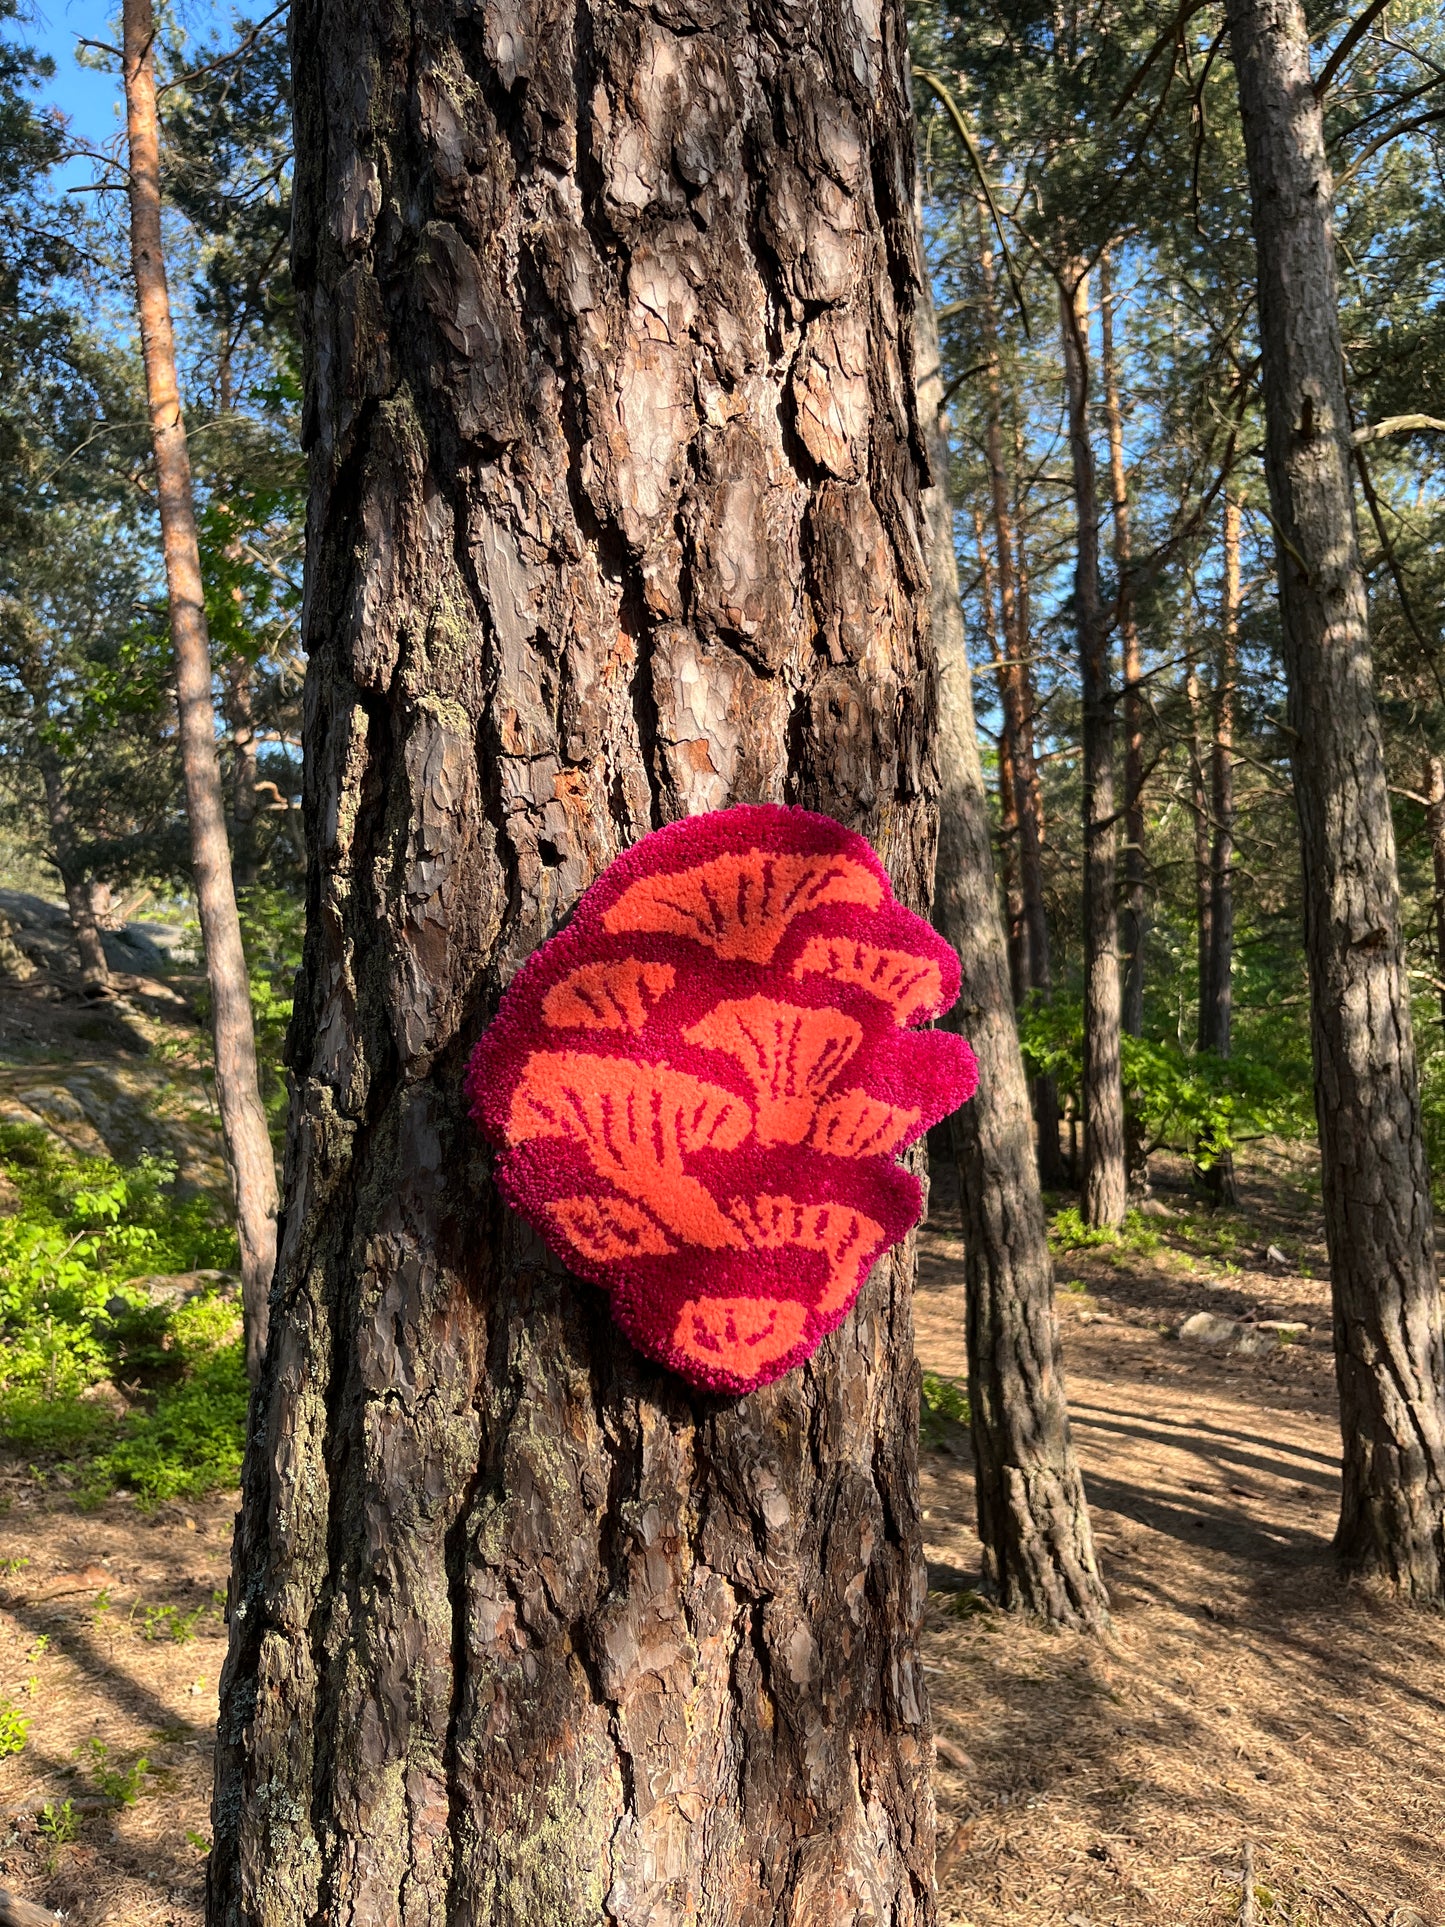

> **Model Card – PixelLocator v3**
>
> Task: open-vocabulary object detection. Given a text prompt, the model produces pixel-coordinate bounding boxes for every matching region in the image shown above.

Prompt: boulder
[1178,1310,1244,1350]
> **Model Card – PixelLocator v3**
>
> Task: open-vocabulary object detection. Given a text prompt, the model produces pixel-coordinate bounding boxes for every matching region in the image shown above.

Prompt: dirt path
[1,1143,1442,1924]
[916,1152,1445,1927]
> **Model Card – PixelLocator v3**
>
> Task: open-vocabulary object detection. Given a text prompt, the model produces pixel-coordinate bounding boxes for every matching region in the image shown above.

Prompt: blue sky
[17,0,230,189]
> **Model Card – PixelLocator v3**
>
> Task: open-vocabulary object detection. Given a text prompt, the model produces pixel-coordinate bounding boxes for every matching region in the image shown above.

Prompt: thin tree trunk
[224,654,259,892]
[122,0,277,1381]
[1008,422,1068,1187]
[1100,250,1146,1040]
[1060,269,1126,1227]
[1205,494,1239,1060]
[971,503,1027,1005]
[1226,0,1445,1595]
[1427,749,1445,1035]
[1201,502,1239,1206]
[1186,650,1214,1051]
[211,5,941,1916]
[39,759,110,994]
[920,261,1108,1633]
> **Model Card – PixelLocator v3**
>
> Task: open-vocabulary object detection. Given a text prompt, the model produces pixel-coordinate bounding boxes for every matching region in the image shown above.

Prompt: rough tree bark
[123,0,278,1379]
[1100,249,1146,1041]
[920,264,1108,1632]
[1059,269,1126,1227]
[1226,0,1445,1593]
[209,0,946,1918]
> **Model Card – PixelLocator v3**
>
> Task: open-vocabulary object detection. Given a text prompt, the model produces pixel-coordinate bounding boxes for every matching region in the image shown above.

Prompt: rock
[1178,1310,1244,1350]
[78,1380,129,1417]
[1233,1328,1274,1357]
[121,1269,240,1307]
[19,1086,86,1122]
[15,1564,111,1602]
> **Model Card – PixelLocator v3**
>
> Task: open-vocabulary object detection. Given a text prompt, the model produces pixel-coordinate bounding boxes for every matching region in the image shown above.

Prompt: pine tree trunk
[1427,750,1445,1035]
[209,3,943,1916]
[1226,0,1445,1595]
[1205,495,1239,1061]
[123,0,278,1381]
[1100,250,1146,1041]
[1007,433,1067,1189]
[1060,270,1126,1227]
[970,504,1027,1006]
[919,264,1108,1633]
[1186,651,1214,1052]
[224,655,260,892]
[977,228,1064,1186]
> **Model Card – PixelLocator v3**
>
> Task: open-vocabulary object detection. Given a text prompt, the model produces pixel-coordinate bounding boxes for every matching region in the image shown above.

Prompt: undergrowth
[0,1124,246,1503]
[920,1371,970,1450]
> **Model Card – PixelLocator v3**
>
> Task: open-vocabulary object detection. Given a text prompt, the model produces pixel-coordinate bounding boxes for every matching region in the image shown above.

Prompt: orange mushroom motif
[466,805,977,1393]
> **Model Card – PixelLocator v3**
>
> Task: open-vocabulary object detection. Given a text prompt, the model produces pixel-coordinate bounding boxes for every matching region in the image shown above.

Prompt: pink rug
[467,804,976,1393]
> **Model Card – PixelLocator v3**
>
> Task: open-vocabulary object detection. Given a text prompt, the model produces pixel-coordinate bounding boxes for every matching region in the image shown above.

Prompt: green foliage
[920,1372,971,1450]
[83,1738,148,1807]
[0,1126,246,1502]
[1050,1206,1160,1257]
[37,1799,77,1845]
[135,1599,208,1643]
[1017,999,1310,1174]
[0,1698,29,1757]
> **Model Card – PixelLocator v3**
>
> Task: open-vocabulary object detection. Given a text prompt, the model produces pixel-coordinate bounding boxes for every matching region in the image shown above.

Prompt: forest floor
[917,1154,1445,1927]
[0,899,1442,1925]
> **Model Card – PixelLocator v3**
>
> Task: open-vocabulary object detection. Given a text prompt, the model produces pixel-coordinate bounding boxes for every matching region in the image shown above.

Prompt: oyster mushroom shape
[466,803,977,1393]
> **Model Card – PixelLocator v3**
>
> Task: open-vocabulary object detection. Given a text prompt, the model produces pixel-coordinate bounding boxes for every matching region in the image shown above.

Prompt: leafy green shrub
[1050,1206,1161,1256]
[920,1372,970,1450]
[1017,997,1310,1174]
[0,1699,29,1758]
[37,1799,77,1845]
[83,1738,148,1807]
[0,1127,245,1502]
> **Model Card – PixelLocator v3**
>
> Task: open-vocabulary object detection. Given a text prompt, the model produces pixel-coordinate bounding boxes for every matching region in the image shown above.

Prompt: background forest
[1,0,1444,1922]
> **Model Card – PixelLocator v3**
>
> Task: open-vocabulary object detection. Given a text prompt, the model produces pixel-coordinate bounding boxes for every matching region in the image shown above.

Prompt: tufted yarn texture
[467,804,977,1392]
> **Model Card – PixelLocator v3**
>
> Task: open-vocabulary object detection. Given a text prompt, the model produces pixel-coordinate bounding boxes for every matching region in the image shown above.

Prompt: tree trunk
[224,653,260,892]
[1008,430,1067,1189]
[39,758,110,995]
[1100,250,1146,1041]
[970,503,1027,1006]
[123,0,278,1382]
[1060,269,1126,1227]
[919,258,1108,1633]
[977,227,1064,1187]
[1427,750,1445,1035]
[1186,650,1214,1052]
[209,4,943,1918]
[1226,0,1445,1595]
[1204,495,1239,1061]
